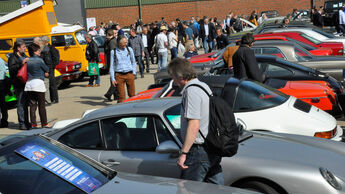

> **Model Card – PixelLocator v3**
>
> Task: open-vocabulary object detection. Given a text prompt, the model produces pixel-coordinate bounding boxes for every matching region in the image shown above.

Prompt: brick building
[85,0,326,27]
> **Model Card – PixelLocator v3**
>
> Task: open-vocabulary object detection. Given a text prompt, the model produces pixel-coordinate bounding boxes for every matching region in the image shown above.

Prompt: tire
[76,73,85,81]
[238,181,280,194]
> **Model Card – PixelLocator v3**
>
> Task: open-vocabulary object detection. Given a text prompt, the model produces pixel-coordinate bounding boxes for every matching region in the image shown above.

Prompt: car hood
[310,56,345,62]
[94,172,256,194]
[244,131,345,173]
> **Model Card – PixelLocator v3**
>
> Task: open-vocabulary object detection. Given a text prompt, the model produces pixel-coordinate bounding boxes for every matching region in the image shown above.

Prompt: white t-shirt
[99,28,105,36]
[204,24,209,36]
[142,34,148,48]
[168,32,177,49]
[25,79,46,92]
[156,32,168,53]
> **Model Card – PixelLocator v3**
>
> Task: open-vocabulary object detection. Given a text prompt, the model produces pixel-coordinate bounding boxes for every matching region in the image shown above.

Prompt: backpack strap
[185,84,212,97]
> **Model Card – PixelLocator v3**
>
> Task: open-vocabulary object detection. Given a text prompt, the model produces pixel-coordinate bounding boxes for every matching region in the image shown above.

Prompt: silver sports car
[16,98,345,194]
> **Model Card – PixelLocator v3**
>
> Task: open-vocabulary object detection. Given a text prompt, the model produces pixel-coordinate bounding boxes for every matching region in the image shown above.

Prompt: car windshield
[233,80,289,112]
[293,46,313,61]
[0,136,111,194]
[312,28,335,38]
[300,33,322,45]
[325,1,343,10]
[75,30,87,45]
[93,36,105,47]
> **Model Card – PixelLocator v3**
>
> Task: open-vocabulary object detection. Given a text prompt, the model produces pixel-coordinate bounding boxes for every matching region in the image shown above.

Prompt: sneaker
[32,124,39,129]
[85,84,93,87]
[0,121,8,128]
[141,75,144,78]
[104,95,112,102]
[42,124,51,128]
[93,84,100,87]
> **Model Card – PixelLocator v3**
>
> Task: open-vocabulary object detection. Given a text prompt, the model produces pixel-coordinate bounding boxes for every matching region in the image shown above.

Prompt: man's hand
[112,80,117,86]
[23,58,29,64]
[177,154,188,170]
[142,51,145,57]
[44,73,49,78]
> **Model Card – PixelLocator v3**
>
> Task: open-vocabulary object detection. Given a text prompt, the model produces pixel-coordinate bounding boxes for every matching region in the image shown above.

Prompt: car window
[164,105,182,141]
[0,137,109,194]
[58,121,103,149]
[234,80,289,112]
[294,47,313,61]
[0,39,13,51]
[300,33,322,45]
[75,30,87,45]
[154,118,174,143]
[102,116,157,150]
[252,48,262,54]
[258,62,293,77]
[51,35,76,47]
[93,36,105,48]
[262,47,285,58]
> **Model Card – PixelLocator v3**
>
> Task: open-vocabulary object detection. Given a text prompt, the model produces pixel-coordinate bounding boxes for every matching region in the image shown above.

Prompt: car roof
[81,97,182,121]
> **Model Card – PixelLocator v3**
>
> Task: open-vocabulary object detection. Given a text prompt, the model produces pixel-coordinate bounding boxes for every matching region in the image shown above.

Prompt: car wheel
[238,181,280,194]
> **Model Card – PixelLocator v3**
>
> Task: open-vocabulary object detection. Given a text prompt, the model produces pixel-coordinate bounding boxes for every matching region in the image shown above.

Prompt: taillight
[314,127,337,139]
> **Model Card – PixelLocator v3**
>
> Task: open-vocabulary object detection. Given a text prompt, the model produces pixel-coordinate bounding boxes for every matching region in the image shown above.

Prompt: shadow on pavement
[76,100,112,107]
[80,96,105,100]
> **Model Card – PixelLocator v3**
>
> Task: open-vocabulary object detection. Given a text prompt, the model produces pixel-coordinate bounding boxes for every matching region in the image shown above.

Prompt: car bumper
[62,71,82,81]
[332,125,344,141]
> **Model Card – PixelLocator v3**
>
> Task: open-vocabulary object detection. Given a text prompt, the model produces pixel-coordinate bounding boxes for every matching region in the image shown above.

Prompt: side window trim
[98,119,107,149]
[231,80,242,113]
[153,117,179,145]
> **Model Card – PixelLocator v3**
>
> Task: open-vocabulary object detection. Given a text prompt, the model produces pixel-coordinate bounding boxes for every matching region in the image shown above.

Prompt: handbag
[17,63,27,83]
[88,62,100,76]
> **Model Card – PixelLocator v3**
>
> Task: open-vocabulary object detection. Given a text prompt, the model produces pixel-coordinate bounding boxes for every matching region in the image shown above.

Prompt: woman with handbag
[25,43,50,128]
[8,39,30,130]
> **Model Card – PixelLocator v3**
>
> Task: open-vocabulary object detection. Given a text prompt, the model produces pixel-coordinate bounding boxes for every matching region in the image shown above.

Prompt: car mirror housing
[156,140,179,154]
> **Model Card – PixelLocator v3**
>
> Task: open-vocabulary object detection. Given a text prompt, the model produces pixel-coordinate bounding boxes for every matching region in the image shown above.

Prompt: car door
[99,115,181,178]
[55,121,104,161]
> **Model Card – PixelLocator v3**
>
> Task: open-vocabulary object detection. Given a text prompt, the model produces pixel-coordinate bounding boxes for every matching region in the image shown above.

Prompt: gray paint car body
[16,98,345,193]
[252,41,345,81]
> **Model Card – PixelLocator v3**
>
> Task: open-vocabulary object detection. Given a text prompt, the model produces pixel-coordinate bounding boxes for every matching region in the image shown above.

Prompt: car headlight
[338,49,343,53]
[314,127,337,139]
[320,167,342,190]
[66,66,69,72]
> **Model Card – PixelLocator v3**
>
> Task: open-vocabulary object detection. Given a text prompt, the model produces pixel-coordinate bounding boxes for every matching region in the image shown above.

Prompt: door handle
[102,159,120,167]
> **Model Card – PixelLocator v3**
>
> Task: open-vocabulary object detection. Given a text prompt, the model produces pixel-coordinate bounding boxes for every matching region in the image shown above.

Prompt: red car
[55,60,82,88]
[255,32,344,56]
[124,80,339,116]
[253,36,333,56]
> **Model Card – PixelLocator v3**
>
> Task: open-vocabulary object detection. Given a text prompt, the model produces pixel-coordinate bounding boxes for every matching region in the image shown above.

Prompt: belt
[116,71,133,75]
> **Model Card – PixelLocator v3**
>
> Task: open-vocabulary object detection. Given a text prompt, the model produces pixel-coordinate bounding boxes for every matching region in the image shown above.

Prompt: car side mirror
[156,140,179,154]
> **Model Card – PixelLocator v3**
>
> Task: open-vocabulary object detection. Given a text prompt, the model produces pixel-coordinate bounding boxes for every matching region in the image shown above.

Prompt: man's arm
[246,49,264,82]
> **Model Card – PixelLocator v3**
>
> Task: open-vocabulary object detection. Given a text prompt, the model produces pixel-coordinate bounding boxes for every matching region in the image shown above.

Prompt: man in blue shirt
[183,21,194,48]
[109,35,137,103]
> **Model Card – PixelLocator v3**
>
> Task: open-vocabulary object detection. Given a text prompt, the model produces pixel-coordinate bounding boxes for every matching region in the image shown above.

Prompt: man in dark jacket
[140,26,152,73]
[8,39,30,130]
[85,34,100,87]
[40,36,59,104]
[313,6,324,28]
[232,33,264,82]
[128,28,145,78]
[199,18,216,53]
[104,28,118,101]
[215,26,229,50]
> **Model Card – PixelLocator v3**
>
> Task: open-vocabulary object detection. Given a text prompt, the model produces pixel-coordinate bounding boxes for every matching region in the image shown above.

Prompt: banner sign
[16,143,102,193]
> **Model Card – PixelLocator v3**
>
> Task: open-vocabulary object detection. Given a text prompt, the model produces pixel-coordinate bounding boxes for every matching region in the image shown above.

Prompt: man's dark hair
[28,43,40,57]
[106,28,114,36]
[111,24,117,30]
[183,21,189,26]
[241,33,255,45]
[167,58,196,81]
[13,39,25,52]
[176,18,180,22]
[216,26,222,31]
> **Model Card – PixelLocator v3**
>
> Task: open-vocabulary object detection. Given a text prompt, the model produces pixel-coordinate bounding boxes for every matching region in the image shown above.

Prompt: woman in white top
[25,43,49,128]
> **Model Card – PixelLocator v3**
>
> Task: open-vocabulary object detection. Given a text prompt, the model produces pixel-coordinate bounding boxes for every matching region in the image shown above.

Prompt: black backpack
[186,84,239,157]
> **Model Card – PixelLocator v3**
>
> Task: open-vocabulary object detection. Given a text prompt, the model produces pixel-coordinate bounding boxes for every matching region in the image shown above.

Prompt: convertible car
[255,32,344,55]
[15,98,345,194]
[251,41,345,81]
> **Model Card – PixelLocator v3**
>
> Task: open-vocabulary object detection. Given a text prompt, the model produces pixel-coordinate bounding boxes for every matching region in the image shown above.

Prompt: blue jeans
[171,47,178,60]
[203,37,214,53]
[135,55,144,76]
[181,145,224,185]
[89,75,100,85]
[158,51,168,71]
[14,87,29,128]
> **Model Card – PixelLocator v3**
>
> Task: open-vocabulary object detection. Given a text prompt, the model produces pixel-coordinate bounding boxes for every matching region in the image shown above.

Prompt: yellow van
[0,0,89,77]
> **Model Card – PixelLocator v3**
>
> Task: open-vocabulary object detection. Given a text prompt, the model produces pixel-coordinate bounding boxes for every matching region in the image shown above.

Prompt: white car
[263,27,345,54]
[52,78,343,142]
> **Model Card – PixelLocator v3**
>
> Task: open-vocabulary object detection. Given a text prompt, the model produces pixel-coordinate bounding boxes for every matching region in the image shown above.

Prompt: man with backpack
[167,58,239,184]
[109,35,136,103]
